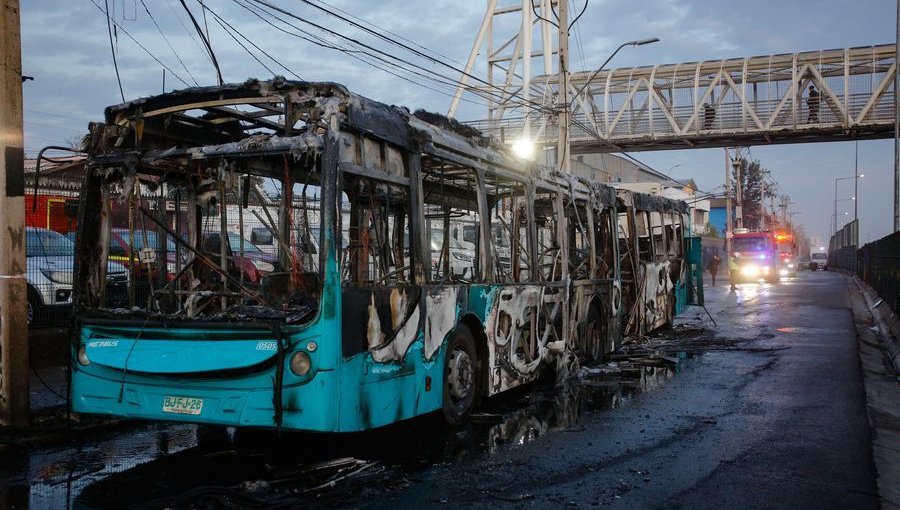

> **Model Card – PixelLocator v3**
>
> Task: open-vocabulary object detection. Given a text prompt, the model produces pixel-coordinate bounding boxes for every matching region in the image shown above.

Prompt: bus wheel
[442,325,477,424]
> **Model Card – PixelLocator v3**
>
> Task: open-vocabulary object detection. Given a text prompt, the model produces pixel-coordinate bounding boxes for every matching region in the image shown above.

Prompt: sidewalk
[849,276,900,510]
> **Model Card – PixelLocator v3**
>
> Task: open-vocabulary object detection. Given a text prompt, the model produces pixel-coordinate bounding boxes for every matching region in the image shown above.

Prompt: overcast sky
[19,0,898,244]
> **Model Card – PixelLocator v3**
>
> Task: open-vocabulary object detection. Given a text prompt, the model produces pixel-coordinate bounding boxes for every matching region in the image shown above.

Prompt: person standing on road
[707,252,721,287]
[806,85,820,122]
[728,254,738,291]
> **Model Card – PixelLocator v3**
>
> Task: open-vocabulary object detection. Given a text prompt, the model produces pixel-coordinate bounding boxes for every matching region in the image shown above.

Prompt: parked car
[66,227,178,273]
[430,230,475,278]
[796,256,811,271]
[200,231,279,284]
[809,252,828,271]
[26,227,128,326]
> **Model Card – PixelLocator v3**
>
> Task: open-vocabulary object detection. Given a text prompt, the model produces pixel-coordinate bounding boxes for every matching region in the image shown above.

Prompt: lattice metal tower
[448,0,570,169]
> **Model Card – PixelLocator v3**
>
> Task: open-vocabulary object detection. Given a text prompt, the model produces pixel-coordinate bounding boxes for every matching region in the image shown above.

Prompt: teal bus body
[70,79,700,432]
[73,273,504,432]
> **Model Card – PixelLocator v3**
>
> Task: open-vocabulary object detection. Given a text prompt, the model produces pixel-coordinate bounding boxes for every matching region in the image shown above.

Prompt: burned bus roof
[615,188,689,214]
[90,78,619,207]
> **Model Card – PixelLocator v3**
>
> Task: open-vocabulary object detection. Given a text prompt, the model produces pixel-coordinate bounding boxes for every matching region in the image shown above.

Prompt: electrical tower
[448,0,570,169]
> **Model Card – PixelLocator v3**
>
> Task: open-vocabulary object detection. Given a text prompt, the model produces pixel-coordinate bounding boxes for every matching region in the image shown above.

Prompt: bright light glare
[740,265,760,277]
[512,138,534,160]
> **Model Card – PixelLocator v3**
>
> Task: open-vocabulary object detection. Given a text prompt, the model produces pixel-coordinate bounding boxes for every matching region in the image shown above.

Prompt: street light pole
[854,141,859,222]
[835,174,862,234]
[569,37,660,108]
[833,177,839,234]
[563,36,659,174]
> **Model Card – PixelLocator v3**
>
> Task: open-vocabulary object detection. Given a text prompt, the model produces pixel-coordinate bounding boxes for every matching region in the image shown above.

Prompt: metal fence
[25,174,80,329]
[829,219,858,273]
[857,231,900,315]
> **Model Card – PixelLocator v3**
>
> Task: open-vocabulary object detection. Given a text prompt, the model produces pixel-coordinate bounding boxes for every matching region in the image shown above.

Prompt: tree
[733,157,769,230]
[793,223,812,256]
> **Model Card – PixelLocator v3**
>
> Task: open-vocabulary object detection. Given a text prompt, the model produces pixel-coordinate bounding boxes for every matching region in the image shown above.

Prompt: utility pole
[770,187,776,227]
[556,0,570,173]
[780,196,789,227]
[0,0,29,427]
[733,150,744,229]
[725,148,733,255]
[760,178,767,231]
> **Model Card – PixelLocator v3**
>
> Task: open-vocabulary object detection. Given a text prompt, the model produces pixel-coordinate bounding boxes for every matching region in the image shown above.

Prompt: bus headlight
[290,351,311,376]
[77,346,90,366]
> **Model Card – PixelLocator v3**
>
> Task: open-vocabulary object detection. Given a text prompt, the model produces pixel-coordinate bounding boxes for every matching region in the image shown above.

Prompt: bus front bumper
[71,369,340,432]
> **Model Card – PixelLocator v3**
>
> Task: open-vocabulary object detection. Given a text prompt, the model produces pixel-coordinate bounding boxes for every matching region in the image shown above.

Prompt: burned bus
[69,79,702,431]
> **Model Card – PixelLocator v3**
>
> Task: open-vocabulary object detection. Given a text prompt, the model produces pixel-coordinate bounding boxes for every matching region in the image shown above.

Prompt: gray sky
[20,0,898,244]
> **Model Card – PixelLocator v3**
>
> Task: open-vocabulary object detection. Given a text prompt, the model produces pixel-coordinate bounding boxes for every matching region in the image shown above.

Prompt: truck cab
[731,230,778,283]
[810,251,828,271]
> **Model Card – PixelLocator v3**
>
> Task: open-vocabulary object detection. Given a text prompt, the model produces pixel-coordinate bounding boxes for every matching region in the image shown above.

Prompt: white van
[810,251,828,271]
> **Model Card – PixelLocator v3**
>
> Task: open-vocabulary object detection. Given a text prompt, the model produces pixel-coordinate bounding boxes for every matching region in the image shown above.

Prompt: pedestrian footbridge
[466,44,896,152]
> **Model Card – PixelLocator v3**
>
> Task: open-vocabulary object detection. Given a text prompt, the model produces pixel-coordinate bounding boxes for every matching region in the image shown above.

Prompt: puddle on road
[1,360,684,510]
[775,326,832,334]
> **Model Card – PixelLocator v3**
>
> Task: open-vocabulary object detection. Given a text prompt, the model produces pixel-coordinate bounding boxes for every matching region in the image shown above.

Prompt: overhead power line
[286,0,550,113]
[166,0,216,67]
[87,0,193,88]
[103,0,126,102]
[308,0,467,68]
[243,0,546,114]
[201,1,302,80]
[230,0,491,108]
[139,0,200,86]
[179,0,224,85]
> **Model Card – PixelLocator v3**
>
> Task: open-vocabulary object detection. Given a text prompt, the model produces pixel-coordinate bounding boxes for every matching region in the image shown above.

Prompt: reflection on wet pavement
[1,361,682,509]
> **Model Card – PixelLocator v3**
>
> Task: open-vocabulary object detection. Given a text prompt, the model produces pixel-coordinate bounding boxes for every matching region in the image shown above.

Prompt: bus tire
[442,324,477,424]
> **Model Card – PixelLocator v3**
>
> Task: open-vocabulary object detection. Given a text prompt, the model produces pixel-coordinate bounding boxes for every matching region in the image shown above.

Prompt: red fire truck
[774,231,797,277]
[731,229,778,283]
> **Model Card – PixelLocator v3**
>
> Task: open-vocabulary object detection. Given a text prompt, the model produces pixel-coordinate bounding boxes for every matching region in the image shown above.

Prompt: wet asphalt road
[0,270,880,509]
[365,271,879,509]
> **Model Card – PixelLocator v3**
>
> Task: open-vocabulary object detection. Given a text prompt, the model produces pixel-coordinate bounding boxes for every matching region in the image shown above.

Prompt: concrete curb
[852,276,900,374]
[848,274,900,510]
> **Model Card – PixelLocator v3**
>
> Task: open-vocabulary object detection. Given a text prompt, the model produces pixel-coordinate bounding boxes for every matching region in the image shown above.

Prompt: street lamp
[570,37,660,107]
[512,137,535,160]
[834,174,863,233]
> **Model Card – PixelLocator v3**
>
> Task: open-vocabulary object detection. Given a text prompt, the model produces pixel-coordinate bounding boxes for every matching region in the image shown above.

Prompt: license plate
[162,396,204,415]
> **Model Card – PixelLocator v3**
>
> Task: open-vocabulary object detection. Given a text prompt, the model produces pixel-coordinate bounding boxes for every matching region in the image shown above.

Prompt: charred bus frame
[70,79,700,431]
